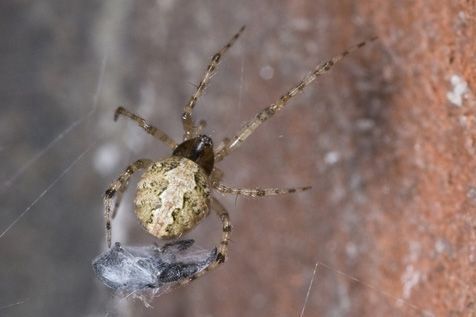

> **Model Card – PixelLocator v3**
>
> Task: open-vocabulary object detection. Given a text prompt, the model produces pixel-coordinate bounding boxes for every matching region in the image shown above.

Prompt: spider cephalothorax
[103,25,375,290]
[172,135,214,175]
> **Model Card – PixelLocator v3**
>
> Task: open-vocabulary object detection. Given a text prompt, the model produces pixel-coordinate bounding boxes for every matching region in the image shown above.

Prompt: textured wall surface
[1,1,474,316]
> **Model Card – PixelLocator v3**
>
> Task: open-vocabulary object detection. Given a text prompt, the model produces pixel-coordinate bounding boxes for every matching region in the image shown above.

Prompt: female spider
[104,26,375,286]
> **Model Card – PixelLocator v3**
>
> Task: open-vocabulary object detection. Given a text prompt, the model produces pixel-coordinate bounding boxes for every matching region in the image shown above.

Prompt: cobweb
[0,1,433,317]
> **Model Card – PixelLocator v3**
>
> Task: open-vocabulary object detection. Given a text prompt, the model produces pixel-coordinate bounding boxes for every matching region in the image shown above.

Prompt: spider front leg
[214,37,377,162]
[177,197,231,287]
[182,26,245,141]
[114,107,177,149]
[104,158,153,247]
[214,183,311,198]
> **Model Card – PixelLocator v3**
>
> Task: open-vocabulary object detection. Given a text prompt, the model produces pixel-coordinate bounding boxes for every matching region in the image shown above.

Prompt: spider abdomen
[134,156,210,239]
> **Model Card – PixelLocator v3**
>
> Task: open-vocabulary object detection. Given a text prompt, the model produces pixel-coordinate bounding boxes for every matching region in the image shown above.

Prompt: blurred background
[1,1,475,316]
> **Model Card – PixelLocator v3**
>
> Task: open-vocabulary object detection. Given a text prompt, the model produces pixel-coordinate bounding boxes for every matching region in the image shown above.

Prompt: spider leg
[176,197,231,287]
[195,119,207,135]
[214,183,311,198]
[104,158,153,247]
[210,197,231,263]
[210,167,225,185]
[214,37,377,162]
[182,26,245,141]
[114,107,177,149]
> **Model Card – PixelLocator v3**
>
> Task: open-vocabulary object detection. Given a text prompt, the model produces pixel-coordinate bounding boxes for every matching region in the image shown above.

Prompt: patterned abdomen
[134,156,210,239]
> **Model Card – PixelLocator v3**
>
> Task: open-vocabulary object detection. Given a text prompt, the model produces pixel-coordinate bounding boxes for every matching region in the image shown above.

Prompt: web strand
[1,53,108,191]
[316,261,428,315]
[299,262,319,317]
[0,299,28,312]
[0,142,97,240]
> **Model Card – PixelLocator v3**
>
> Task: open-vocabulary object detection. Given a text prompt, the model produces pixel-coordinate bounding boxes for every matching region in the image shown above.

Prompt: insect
[93,240,217,301]
[104,25,376,289]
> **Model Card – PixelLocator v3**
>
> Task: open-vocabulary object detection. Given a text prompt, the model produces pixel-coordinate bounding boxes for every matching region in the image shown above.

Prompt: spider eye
[198,135,213,146]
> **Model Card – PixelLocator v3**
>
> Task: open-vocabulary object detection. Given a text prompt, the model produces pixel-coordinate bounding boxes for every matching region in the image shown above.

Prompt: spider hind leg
[175,197,231,287]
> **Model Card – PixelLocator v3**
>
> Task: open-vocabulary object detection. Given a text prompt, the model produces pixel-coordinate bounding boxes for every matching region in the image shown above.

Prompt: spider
[104,26,376,289]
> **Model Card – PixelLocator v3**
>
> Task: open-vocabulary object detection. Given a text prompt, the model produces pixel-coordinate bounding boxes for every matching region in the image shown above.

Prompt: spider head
[172,135,214,175]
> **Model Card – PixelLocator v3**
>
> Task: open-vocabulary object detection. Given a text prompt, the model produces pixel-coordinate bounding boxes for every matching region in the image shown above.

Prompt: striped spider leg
[182,26,246,141]
[104,159,153,247]
[214,36,378,162]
